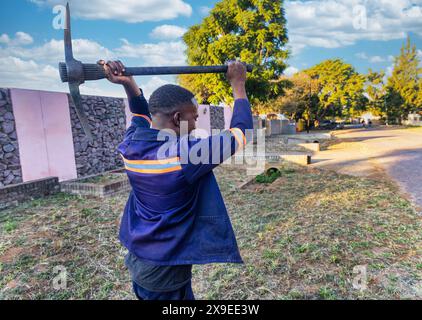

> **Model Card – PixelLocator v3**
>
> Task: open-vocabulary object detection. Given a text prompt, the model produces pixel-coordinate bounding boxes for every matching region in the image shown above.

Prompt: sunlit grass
[0,162,421,300]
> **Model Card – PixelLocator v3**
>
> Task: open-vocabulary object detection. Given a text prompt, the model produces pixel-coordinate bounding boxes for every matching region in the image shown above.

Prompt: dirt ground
[1,157,421,300]
[312,127,422,211]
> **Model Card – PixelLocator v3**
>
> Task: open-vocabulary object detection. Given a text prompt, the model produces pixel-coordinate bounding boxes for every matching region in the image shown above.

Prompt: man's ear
[172,112,181,128]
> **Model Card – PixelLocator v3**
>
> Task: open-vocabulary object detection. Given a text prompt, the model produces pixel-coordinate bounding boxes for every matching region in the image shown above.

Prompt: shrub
[256,168,282,184]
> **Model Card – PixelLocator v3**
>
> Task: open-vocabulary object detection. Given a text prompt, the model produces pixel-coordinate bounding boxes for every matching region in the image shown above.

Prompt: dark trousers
[132,280,195,300]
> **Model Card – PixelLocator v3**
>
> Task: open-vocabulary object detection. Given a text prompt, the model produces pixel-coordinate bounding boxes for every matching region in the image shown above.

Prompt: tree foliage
[386,36,422,117]
[365,69,386,117]
[178,0,289,106]
[363,37,421,124]
[269,72,320,121]
[305,59,367,120]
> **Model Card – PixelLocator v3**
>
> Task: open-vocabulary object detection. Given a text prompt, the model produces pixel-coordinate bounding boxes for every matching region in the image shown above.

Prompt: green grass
[192,164,421,300]
[0,163,421,300]
[3,221,17,233]
[255,168,282,184]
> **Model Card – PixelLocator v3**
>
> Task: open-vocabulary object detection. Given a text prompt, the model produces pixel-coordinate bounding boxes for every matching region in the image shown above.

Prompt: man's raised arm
[180,61,253,184]
[98,60,151,126]
[227,61,253,147]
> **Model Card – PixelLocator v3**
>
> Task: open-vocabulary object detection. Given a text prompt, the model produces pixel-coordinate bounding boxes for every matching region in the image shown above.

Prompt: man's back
[118,107,249,265]
[99,59,251,299]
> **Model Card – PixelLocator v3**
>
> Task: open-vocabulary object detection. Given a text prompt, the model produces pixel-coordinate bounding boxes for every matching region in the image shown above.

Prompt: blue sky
[0,0,421,98]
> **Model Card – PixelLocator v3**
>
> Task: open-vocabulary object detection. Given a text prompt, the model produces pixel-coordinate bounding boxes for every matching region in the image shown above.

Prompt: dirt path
[312,127,422,211]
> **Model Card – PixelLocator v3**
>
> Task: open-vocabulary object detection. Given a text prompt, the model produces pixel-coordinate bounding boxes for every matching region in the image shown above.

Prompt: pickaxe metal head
[60,2,93,140]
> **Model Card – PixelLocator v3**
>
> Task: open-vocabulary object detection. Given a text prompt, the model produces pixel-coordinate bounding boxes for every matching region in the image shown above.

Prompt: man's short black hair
[148,84,195,115]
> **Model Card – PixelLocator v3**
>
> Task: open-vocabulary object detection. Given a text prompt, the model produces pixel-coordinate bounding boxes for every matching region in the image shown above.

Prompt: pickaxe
[59,3,253,140]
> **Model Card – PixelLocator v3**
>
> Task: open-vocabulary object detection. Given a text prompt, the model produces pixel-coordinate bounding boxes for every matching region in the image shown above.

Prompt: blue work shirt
[118,92,253,266]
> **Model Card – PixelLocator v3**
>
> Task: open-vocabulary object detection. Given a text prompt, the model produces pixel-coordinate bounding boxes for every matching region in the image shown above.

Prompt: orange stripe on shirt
[122,156,181,165]
[132,114,152,125]
[124,165,182,174]
[229,128,246,151]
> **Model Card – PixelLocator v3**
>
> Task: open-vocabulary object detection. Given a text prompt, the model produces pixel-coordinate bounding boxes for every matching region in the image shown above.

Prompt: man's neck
[151,122,180,137]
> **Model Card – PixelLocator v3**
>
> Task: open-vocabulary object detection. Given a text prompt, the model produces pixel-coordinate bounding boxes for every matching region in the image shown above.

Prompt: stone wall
[0,88,22,187]
[210,106,225,131]
[0,88,237,187]
[68,94,126,178]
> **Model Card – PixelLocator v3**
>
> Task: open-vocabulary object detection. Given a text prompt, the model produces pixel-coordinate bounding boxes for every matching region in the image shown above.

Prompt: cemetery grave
[60,170,130,198]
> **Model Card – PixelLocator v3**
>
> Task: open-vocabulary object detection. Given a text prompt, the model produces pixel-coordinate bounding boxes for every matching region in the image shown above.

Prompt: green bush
[256,168,282,184]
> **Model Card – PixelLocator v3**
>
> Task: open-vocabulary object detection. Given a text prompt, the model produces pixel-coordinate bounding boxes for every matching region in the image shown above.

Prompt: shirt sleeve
[180,99,253,184]
[229,98,253,136]
[124,90,152,141]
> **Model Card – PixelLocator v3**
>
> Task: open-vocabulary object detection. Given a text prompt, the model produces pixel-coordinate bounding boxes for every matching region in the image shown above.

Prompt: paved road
[311,127,422,210]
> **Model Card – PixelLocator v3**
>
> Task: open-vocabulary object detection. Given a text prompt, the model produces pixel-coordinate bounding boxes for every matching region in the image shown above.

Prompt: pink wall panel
[11,89,77,182]
[40,91,77,181]
[224,106,233,130]
[10,89,50,182]
[195,105,211,138]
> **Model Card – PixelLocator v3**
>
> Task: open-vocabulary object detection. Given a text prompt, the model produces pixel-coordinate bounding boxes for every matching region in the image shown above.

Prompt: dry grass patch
[0,163,420,300]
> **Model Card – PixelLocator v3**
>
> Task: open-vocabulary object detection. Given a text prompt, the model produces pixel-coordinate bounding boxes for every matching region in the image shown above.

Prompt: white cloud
[0,54,172,98]
[286,0,422,55]
[0,31,180,97]
[369,56,386,63]
[199,6,211,15]
[0,32,33,46]
[0,38,114,64]
[385,63,395,78]
[0,33,187,67]
[355,52,368,60]
[115,39,186,66]
[79,76,173,99]
[150,25,187,40]
[355,52,386,63]
[14,32,34,46]
[0,34,10,44]
[30,0,192,23]
[0,56,65,92]
[142,76,171,98]
[284,66,299,76]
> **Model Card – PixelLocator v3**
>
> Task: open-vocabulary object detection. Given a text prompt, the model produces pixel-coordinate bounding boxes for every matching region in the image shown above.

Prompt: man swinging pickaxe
[59,3,253,140]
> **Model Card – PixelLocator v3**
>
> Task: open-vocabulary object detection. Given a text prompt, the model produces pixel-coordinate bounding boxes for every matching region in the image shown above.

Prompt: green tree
[365,68,386,117]
[384,87,405,124]
[179,0,289,106]
[386,36,422,119]
[305,59,367,120]
[276,72,320,122]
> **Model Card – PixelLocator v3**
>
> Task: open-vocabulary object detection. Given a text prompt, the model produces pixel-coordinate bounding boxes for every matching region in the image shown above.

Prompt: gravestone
[269,120,281,135]
[281,120,296,135]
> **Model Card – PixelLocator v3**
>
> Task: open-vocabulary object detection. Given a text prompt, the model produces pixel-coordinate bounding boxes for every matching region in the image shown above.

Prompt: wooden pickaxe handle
[59,63,253,83]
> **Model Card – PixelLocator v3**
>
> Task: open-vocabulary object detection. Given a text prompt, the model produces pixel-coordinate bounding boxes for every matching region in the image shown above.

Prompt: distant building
[405,113,422,126]
[360,112,381,125]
